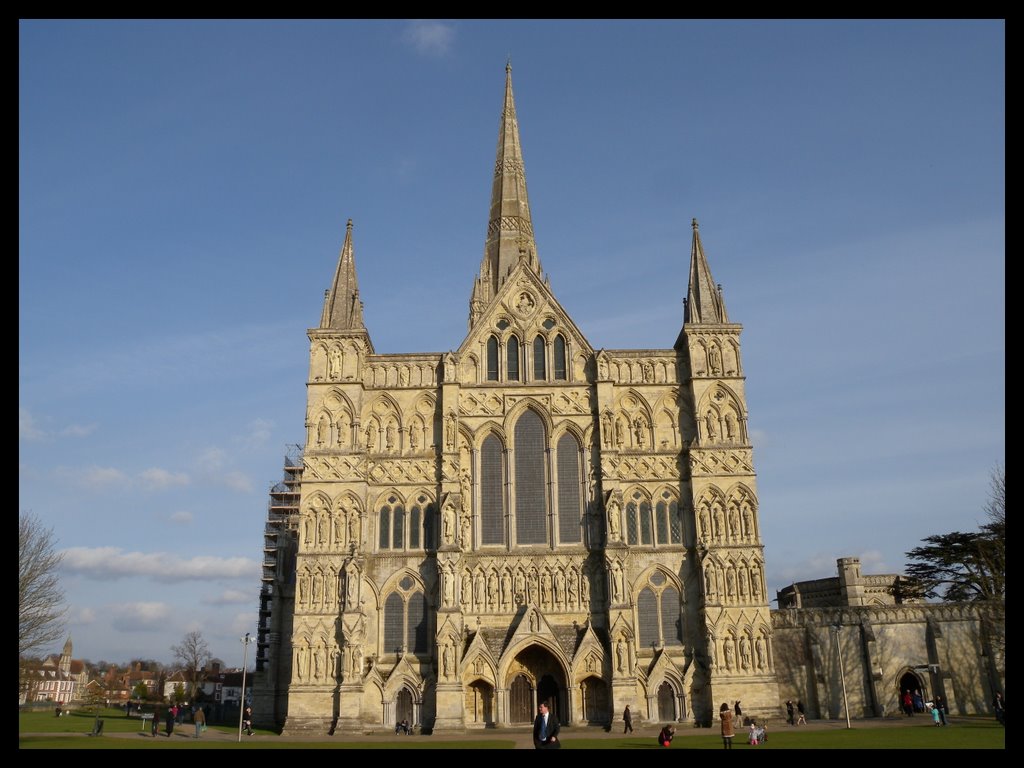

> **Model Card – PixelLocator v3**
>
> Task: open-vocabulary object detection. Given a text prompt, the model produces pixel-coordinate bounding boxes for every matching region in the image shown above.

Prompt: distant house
[21,636,89,705]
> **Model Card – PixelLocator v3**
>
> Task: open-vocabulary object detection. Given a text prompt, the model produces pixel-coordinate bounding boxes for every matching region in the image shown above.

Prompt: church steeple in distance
[476,63,541,308]
[321,218,365,331]
[684,218,729,325]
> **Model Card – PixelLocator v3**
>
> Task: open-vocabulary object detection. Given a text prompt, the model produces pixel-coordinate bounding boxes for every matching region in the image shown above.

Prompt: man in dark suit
[533,701,561,749]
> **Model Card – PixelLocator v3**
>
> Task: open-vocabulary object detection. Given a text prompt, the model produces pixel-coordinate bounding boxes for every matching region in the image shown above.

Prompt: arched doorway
[581,676,609,724]
[657,681,677,721]
[899,671,925,713]
[467,680,494,725]
[509,674,532,723]
[537,674,559,721]
[396,688,414,725]
[506,643,569,725]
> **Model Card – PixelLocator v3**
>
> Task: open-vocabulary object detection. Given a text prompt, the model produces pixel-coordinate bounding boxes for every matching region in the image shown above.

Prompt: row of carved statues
[438,562,600,613]
[703,560,765,604]
[708,629,773,673]
[696,500,759,542]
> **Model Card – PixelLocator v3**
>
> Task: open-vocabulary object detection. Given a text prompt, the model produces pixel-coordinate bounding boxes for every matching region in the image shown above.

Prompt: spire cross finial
[347,218,353,231]
[506,58,512,73]
[692,217,699,230]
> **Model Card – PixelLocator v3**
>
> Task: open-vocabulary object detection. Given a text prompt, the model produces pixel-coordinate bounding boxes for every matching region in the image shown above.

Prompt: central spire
[471,64,541,324]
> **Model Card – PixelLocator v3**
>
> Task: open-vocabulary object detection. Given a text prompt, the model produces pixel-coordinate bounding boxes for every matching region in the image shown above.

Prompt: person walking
[720,702,734,749]
[623,704,633,734]
[796,700,807,725]
[934,695,947,726]
[532,701,561,749]
[193,706,206,739]
[993,692,1005,725]
[164,705,175,737]
[734,700,743,721]
[786,699,795,725]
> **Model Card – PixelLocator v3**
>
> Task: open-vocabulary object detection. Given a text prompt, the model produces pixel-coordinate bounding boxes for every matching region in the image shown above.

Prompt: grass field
[20,708,1005,749]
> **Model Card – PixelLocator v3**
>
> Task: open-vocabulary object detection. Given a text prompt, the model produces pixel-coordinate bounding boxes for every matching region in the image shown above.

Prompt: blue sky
[20,20,1004,667]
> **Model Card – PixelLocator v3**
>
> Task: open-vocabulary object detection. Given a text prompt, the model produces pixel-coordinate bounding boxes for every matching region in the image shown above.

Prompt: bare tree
[171,630,211,699]
[19,512,66,658]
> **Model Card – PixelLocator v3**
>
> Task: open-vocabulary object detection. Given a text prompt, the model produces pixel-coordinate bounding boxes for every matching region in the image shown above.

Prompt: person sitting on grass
[658,724,676,746]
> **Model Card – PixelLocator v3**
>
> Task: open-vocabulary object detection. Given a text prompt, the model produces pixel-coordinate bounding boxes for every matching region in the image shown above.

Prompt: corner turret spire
[476,64,541,307]
[321,219,365,330]
[684,218,729,324]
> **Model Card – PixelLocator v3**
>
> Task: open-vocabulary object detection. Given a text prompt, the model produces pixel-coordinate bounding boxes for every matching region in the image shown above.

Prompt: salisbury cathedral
[250,66,1002,734]
[252,64,775,733]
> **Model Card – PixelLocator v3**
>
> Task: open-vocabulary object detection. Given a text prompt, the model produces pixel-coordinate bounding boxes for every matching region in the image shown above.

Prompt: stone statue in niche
[442,503,456,544]
[317,415,329,446]
[709,345,722,375]
[607,500,621,541]
[329,347,342,380]
[705,412,718,440]
[366,421,377,451]
[724,412,737,440]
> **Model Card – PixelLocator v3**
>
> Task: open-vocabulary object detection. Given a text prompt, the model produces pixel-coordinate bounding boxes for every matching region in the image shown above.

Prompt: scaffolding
[256,444,302,672]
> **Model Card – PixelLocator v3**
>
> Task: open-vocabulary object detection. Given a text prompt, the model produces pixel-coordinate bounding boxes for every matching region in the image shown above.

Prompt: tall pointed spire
[321,219,365,330]
[684,218,729,324]
[479,62,541,299]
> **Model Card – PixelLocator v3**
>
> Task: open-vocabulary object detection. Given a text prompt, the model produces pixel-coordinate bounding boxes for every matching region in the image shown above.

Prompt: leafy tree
[173,682,187,704]
[19,513,66,657]
[171,631,211,699]
[132,681,150,701]
[901,465,1005,602]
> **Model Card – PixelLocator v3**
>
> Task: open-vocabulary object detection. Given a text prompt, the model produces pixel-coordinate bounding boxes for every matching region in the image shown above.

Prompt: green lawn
[20,709,1004,749]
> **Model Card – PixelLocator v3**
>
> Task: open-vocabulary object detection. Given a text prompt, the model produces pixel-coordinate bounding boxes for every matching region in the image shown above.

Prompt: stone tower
[255,65,779,734]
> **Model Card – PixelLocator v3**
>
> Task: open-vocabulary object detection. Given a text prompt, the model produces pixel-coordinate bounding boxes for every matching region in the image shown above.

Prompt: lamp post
[832,624,852,729]
[237,632,255,743]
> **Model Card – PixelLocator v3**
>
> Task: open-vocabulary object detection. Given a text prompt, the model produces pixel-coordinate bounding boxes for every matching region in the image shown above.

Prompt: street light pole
[832,624,852,729]
[237,632,254,743]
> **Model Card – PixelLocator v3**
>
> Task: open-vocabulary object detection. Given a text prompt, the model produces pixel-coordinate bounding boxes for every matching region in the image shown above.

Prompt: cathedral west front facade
[253,65,780,734]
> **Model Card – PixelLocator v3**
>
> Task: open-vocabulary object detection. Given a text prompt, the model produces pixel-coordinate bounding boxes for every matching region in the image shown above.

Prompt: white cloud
[169,510,193,525]
[20,407,46,441]
[196,447,226,469]
[60,423,96,438]
[239,418,272,450]
[202,589,252,606]
[220,470,253,494]
[108,602,170,631]
[61,547,260,582]
[69,606,97,624]
[138,467,190,491]
[55,465,130,490]
[403,20,455,57]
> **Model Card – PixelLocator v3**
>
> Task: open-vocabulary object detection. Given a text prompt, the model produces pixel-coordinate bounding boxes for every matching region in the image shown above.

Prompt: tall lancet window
[514,410,547,545]
[556,432,582,544]
[554,334,567,380]
[480,435,505,545]
[507,336,521,381]
[487,336,499,381]
[533,335,546,381]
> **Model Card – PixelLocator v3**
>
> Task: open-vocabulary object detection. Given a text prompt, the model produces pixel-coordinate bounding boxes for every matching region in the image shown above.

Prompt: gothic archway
[657,681,676,721]
[581,675,609,724]
[509,674,532,723]
[506,643,569,724]
[396,688,414,725]
[466,680,494,726]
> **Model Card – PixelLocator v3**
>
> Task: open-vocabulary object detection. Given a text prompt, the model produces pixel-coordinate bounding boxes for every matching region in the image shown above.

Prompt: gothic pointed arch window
[480,434,505,545]
[556,432,582,544]
[487,335,499,381]
[507,335,521,381]
[383,577,429,656]
[637,571,683,648]
[626,490,652,545]
[533,335,546,381]
[655,490,682,545]
[514,409,547,544]
[553,334,567,380]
